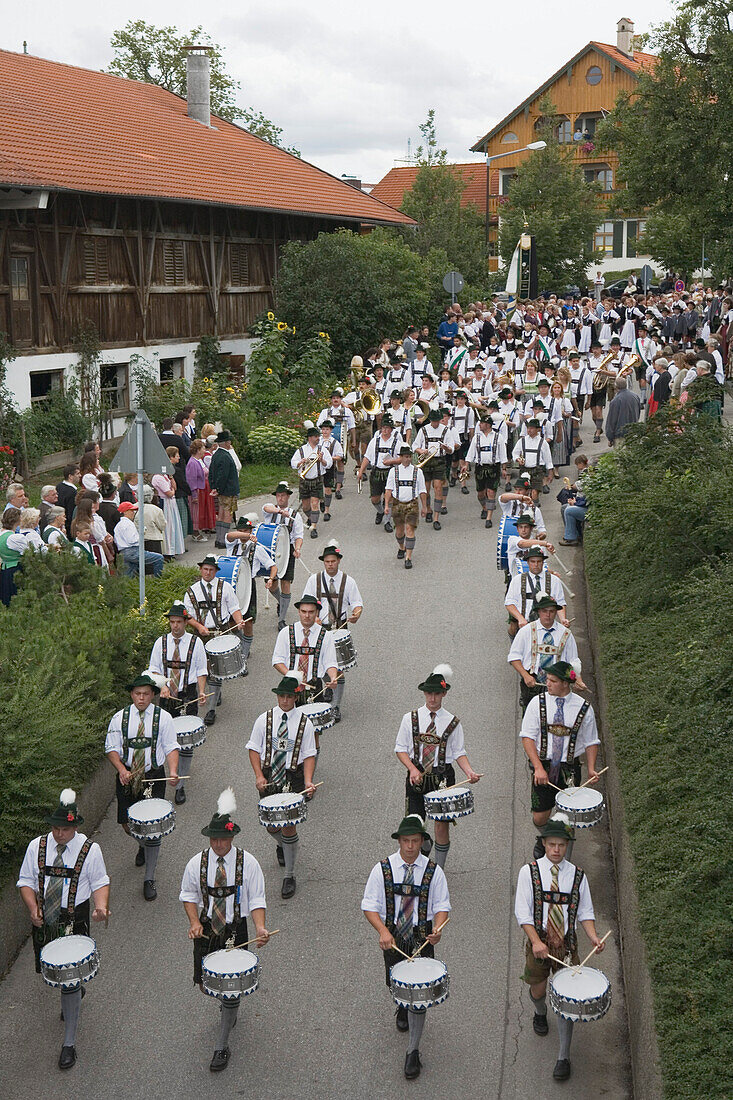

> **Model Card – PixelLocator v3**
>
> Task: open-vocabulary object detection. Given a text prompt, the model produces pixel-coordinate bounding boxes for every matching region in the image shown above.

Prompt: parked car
[606,276,660,298]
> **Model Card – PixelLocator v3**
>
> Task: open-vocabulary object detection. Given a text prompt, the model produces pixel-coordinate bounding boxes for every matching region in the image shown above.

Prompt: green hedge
[0,552,197,887]
[583,406,733,1100]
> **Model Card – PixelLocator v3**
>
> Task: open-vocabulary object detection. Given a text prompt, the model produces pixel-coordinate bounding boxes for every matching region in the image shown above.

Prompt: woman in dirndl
[152,453,185,557]
[548,382,573,467]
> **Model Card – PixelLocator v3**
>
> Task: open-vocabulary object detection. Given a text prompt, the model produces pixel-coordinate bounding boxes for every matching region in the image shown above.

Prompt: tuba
[592,352,618,391]
[618,354,641,379]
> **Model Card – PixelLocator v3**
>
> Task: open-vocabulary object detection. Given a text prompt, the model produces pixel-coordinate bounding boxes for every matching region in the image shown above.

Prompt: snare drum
[390,958,450,1009]
[549,965,611,1022]
[172,714,206,750]
[254,523,291,579]
[554,787,604,829]
[497,514,518,572]
[127,797,176,840]
[332,628,357,670]
[423,787,475,821]
[40,935,99,990]
[215,555,253,613]
[299,702,335,730]
[206,635,245,681]
[202,948,260,1001]
[257,792,308,827]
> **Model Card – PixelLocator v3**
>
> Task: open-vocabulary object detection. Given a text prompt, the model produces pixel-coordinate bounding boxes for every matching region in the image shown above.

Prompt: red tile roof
[370,163,487,212]
[590,41,657,74]
[0,49,413,226]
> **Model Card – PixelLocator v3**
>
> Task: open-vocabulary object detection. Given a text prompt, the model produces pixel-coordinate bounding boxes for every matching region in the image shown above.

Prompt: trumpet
[298,452,322,479]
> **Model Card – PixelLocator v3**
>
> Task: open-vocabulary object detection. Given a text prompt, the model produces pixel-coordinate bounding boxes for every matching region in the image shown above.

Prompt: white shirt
[271,622,338,680]
[364,431,403,469]
[149,631,208,688]
[394,704,466,766]
[508,620,579,673]
[412,424,454,455]
[17,832,109,908]
[226,536,276,577]
[514,856,594,932]
[302,569,363,625]
[114,516,140,551]
[290,441,333,480]
[505,570,566,615]
[317,405,356,431]
[520,690,600,759]
[512,434,554,471]
[246,705,318,767]
[105,701,178,769]
[385,465,426,502]
[320,435,344,461]
[261,507,305,546]
[46,527,68,547]
[361,851,451,924]
[7,528,45,553]
[184,578,240,629]
[179,846,266,924]
[466,428,507,465]
[569,364,593,398]
[499,497,547,535]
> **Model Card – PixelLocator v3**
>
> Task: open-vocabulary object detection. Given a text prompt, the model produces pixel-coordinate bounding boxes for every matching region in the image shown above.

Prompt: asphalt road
[0,439,630,1100]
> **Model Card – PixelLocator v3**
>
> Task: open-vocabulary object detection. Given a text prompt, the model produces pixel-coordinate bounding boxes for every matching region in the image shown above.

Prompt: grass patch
[238,462,293,500]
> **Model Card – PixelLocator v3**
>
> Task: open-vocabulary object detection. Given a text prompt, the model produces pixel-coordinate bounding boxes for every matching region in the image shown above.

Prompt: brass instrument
[494,370,515,389]
[353,389,381,425]
[591,352,618,391]
[298,451,322,479]
[413,444,441,468]
[618,353,641,378]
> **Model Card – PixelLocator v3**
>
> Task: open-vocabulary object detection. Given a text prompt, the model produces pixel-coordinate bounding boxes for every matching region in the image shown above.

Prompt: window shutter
[612,222,624,259]
[626,221,637,258]
[229,244,250,286]
[83,239,109,285]
[163,241,185,285]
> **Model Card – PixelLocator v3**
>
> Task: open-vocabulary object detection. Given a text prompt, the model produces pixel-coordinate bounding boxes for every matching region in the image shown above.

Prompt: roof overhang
[0,187,49,209]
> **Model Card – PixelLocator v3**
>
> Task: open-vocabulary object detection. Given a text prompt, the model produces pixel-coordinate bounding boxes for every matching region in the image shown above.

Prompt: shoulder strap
[37,835,48,918]
[66,839,93,916]
[200,848,210,912]
[381,858,396,929]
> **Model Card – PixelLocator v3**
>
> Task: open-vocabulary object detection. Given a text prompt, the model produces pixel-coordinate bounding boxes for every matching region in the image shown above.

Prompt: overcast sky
[5,1,674,184]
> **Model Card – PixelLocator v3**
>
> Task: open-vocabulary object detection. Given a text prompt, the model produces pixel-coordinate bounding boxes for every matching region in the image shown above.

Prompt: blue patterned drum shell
[254,523,290,578]
[423,787,475,821]
[257,792,307,827]
[497,514,518,571]
[390,958,450,1009]
[202,948,260,1001]
[127,798,176,840]
[40,935,99,990]
[299,703,334,730]
[172,715,206,749]
[215,555,252,612]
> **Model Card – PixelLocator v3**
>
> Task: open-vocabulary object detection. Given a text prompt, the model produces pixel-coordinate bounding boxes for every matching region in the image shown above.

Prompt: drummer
[261,481,304,631]
[17,787,110,1071]
[148,603,208,805]
[498,474,549,536]
[383,445,428,569]
[300,540,363,723]
[508,597,583,711]
[105,672,179,900]
[271,594,338,708]
[505,514,555,582]
[514,813,605,1082]
[245,673,317,899]
[505,547,567,637]
[317,391,356,491]
[361,814,451,1080]
[183,554,245,726]
[395,665,481,869]
[519,659,600,850]
[180,788,270,1072]
[224,513,278,674]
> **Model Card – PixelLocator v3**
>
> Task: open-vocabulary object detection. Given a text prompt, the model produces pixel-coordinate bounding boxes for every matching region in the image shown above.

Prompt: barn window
[500,132,518,144]
[229,243,250,286]
[83,238,110,285]
[586,66,603,85]
[162,240,186,285]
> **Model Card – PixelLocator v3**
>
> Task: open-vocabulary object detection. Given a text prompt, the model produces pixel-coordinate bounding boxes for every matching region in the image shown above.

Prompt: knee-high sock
[144,838,161,879]
[557,1017,574,1060]
[404,536,416,551]
[240,634,253,659]
[331,680,345,708]
[206,678,222,708]
[396,534,405,547]
[177,750,193,789]
[487,496,496,513]
[217,999,240,1050]
[335,471,344,487]
[433,841,450,868]
[407,1007,426,1053]
[278,593,291,622]
[61,989,82,1047]
[530,990,547,1017]
[269,826,282,846]
[281,831,298,875]
[310,509,320,526]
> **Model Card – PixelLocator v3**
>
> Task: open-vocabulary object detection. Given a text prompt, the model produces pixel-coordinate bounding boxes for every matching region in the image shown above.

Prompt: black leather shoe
[384,521,394,533]
[58,1045,76,1070]
[375,512,384,525]
[425,511,433,523]
[174,788,186,805]
[310,527,318,538]
[335,490,343,499]
[323,512,331,521]
[276,845,285,867]
[397,549,405,559]
[533,836,545,860]
[404,559,413,569]
[404,1050,421,1079]
[281,876,296,899]
[485,519,493,529]
[395,1005,409,1031]
[553,1059,571,1080]
[533,1012,549,1036]
[461,486,470,495]
[433,520,441,531]
[449,476,457,487]
[319,500,325,513]
[542,485,550,494]
[440,506,447,515]
[143,879,157,901]
[481,509,488,519]
[204,710,216,726]
[210,1048,230,1072]
[135,847,145,867]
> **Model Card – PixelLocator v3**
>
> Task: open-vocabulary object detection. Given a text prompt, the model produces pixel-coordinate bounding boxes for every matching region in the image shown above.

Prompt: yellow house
[471,18,657,274]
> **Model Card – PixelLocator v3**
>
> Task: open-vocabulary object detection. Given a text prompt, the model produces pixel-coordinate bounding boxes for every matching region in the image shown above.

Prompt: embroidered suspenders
[186,581,224,629]
[375,433,398,466]
[263,708,309,770]
[520,436,542,466]
[162,633,195,687]
[520,572,551,617]
[529,860,584,953]
[288,624,325,679]
[538,693,590,761]
[121,704,161,766]
[199,847,244,922]
[529,622,570,673]
[396,469,419,500]
[381,858,438,941]
[410,711,459,770]
[316,572,347,627]
[37,836,93,920]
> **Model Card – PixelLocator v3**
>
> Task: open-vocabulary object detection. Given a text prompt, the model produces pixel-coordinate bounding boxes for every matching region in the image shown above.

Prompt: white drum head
[41,935,95,966]
[331,629,350,643]
[301,703,332,719]
[556,788,603,811]
[425,787,468,802]
[128,798,173,822]
[235,562,252,611]
[173,716,204,735]
[551,965,609,1000]
[259,792,304,809]
[206,636,239,655]
[204,948,258,975]
[273,529,290,575]
[392,957,446,984]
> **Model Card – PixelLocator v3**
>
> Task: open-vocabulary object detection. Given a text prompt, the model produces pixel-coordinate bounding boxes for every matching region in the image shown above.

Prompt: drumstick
[295,555,314,577]
[439,774,483,793]
[575,930,611,971]
[578,766,609,789]
[408,917,451,961]
[550,550,573,577]
[171,690,216,710]
[544,779,565,792]
[141,775,183,784]
[225,928,281,950]
[545,952,571,968]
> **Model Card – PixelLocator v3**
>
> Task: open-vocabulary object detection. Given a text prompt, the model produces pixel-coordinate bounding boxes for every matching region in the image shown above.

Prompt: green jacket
[208,446,240,497]
[0,530,22,570]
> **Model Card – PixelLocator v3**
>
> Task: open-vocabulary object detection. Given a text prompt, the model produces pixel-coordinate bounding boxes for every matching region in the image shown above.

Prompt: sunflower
[277,321,287,331]
[318,331,327,338]
[267,311,275,321]
[266,368,273,375]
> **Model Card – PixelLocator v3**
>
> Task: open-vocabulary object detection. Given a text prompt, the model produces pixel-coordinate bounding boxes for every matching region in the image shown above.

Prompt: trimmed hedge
[583,406,733,1100]
[0,552,197,887]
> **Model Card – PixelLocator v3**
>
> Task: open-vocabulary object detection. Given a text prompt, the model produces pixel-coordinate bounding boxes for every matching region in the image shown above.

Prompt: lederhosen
[297,447,324,500]
[115,704,164,823]
[381,858,437,985]
[418,426,449,481]
[474,432,504,492]
[288,624,327,703]
[193,847,247,984]
[32,837,93,970]
[260,708,309,797]
[529,693,588,812]
[519,436,546,492]
[391,468,420,527]
[159,633,198,721]
[369,434,398,497]
[316,571,347,629]
[406,711,459,815]
[527,859,584,968]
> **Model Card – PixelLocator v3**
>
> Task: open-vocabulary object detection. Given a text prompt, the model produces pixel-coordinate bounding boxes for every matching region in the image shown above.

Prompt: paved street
[0,443,630,1100]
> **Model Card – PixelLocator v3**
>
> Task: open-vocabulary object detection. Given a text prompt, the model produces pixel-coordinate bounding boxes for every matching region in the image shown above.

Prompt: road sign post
[442,270,464,301]
[640,264,654,294]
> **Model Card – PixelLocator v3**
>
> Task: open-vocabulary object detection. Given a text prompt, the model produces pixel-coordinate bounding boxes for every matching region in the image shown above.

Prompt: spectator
[7,507,45,554]
[55,464,80,535]
[158,418,189,461]
[186,439,209,543]
[79,451,101,492]
[38,485,58,530]
[141,484,167,556]
[98,477,122,538]
[42,506,70,548]
[436,312,459,360]
[118,473,138,505]
[4,483,27,514]
[114,502,164,577]
[152,451,185,557]
[605,378,641,447]
[0,506,22,603]
[208,430,240,547]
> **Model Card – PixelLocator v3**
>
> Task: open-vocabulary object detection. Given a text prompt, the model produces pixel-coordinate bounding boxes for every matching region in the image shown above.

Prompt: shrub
[247,424,303,465]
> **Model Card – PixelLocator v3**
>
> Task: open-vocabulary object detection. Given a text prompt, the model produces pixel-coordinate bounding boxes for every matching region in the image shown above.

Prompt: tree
[597,0,733,277]
[498,99,601,289]
[108,21,299,154]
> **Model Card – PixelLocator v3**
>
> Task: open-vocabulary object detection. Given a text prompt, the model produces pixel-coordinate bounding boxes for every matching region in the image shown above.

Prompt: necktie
[130,708,148,792]
[549,696,567,782]
[43,843,67,927]
[328,578,338,627]
[546,863,566,958]
[210,856,228,937]
[422,712,438,773]
[538,628,555,682]
[298,628,311,679]
[394,863,415,942]
[170,637,181,697]
[270,712,290,789]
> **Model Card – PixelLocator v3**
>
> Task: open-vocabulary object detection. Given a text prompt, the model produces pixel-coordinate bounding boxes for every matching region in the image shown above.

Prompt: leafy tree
[637,209,706,282]
[597,0,733,277]
[108,20,299,154]
[498,99,601,289]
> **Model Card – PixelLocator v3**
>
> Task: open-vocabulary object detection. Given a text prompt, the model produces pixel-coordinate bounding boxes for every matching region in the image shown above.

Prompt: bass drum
[215,555,252,613]
[254,523,291,579]
[497,514,518,572]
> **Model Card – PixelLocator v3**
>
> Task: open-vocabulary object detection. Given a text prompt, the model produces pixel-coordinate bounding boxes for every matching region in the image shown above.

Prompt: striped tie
[298,629,311,679]
[43,843,67,928]
[537,629,555,683]
[130,708,148,793]
[546,863,566,958]
[210,856,228,937]
[270,713,290,789]
[549,696,566,783]
[394,863,415,942]
[169,638,181,697]
[422,712,438,773]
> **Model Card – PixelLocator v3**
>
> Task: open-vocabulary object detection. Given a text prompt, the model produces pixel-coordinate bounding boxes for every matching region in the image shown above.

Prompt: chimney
[616,17,635,58]
[185,46,211,126]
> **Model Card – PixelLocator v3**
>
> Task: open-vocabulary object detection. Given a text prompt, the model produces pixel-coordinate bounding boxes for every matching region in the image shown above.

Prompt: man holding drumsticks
[183,554,245,726]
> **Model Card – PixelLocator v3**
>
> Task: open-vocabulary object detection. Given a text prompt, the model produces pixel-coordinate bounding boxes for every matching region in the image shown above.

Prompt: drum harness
[37,836,93,925]
[381,859,437,949]
[411,711,459,791]
[186,580,225,632]
[162,633,195,691]
[537,693,589,769]
[288,624,325,687]
[199,847,245,920]
[529,860,584,956]
[316,571,347,628]
[262,709,309,794]
[121,704,161,767]
[520,572,552,619]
